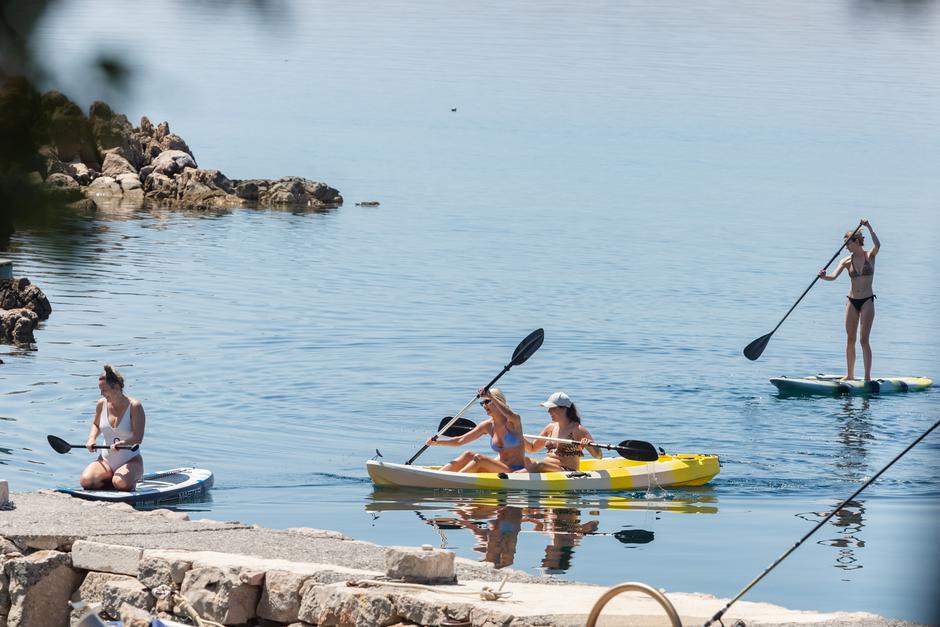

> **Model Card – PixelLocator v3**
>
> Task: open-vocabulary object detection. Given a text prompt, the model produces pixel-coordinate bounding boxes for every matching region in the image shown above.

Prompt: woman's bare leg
[440,451,475,472]
[80,458,113,490]
[460,454,511,474]
[111,456,144,491]
[524,458,566,473]
[859,300,875,381]
[843,301,860,380]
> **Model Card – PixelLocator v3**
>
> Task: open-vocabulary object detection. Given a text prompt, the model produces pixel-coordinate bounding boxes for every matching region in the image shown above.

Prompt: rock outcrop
[0,278,51,345]
[1,78,343,212]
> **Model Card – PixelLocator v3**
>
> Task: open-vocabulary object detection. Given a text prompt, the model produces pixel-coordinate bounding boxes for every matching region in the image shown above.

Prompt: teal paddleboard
[770,375,933,396]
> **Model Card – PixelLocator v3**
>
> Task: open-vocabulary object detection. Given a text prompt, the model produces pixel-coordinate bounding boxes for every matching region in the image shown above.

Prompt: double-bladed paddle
[47,434,139,454]
[436,416,660,462]
[743,222,863,361]
[406,328,545,465]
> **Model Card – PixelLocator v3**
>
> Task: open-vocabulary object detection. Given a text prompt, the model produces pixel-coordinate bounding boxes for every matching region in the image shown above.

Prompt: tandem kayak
[366,454,719,491]
[770,375,933,396]
[57,468,214,507]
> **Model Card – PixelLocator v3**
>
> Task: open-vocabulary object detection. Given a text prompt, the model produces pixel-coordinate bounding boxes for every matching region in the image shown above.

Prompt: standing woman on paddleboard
[524,392,602,472]
[79,365,146,490]
[817,219,881,381]
[425,387,526,473]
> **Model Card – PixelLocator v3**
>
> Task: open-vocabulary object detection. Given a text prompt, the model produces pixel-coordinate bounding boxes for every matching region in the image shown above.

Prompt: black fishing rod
[704,417,940,627]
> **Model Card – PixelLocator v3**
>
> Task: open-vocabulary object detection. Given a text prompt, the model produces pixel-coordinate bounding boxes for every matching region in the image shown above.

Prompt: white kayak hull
[367,454,719,491]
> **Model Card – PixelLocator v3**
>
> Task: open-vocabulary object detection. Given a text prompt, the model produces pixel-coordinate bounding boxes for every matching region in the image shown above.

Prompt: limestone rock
[44,172,80,197]
[259,176,342,207]
[175,168,236,206]
[71,540,142,576]
[257,569,310,624]
[297,583,399,627]
[0,308,38,344]
[0,278,52,320]
[142,172,177,199]
[67,161,98,186]
[385,546,456,584]
[39,91,99,166]
[89,101,144,169]
[70,572,136,624]
[150,150,196,177]
[100,151,137,179]
[180,566,260,625]
[4,550,80,627]
[101,579,154,618]
[86,176,122,196]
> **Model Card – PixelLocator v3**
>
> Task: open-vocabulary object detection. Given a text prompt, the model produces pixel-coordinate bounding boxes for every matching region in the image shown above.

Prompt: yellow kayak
[366,453,720,491]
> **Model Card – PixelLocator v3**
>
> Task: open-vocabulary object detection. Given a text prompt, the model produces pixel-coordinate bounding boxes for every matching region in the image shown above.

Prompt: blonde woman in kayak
[524,392,601,473]
[79,364,146,491]
[425,387,526,473]
[817,218,880,381]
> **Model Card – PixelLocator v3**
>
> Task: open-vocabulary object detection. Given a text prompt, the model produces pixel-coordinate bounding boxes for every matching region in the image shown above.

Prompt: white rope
[152,585,224,627]
[346,572,513,601]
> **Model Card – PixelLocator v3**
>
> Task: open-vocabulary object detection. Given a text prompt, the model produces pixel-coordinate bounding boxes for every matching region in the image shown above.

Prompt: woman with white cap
[425,387,526,473]
[524,392,601,473]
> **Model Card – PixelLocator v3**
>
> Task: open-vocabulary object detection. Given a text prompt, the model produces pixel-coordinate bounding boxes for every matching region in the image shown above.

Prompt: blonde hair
[844,230,864,244]
[489,387,508,405]
[101,364,124,389]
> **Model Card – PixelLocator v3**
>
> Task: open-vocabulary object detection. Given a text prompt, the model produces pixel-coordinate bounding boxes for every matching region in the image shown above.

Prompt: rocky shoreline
[6,79,343,211]
[0,490,918,627]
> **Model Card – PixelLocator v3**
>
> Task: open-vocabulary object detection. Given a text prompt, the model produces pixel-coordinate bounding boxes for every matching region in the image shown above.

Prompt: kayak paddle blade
[614,528,655,544]
[743,332,773,361]
[47,435,72,454]
[509,328,544,367]
[438,416,476,437]
[616,440,659,462]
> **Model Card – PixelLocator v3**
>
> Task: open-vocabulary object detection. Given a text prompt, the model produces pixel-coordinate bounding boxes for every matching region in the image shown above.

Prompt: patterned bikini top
[847,255,874,278]
[546,441,583,457]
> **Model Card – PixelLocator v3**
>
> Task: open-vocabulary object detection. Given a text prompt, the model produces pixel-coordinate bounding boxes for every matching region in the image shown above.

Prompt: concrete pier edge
[0,491,920,627]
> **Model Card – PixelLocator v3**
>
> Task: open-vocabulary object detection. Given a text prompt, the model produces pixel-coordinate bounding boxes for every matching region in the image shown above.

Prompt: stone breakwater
[0,278,51,345]
[0,491,915,627]
[2,78,343,210]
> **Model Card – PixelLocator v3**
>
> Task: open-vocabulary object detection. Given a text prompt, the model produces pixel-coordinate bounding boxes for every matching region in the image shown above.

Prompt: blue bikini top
[490,427,523,453]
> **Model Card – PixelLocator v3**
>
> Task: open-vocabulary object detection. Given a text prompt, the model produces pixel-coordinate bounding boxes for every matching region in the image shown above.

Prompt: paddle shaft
[704,417,940,627]
[769,222,863,336]
[68,442,137,451]
[405,365,510,465]
[525,433,618,453]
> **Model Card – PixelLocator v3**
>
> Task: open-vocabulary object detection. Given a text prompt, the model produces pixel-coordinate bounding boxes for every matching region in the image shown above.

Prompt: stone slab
[72,540,143,576]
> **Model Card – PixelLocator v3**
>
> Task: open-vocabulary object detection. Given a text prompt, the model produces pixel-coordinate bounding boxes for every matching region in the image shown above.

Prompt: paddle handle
[523,433,623,453]
[81,443,139,451]
[769,222,863,335]
[405,364,512,465]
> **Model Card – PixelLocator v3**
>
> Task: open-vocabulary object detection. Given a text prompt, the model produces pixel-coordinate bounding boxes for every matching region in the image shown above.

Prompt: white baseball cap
[539,391,572,408]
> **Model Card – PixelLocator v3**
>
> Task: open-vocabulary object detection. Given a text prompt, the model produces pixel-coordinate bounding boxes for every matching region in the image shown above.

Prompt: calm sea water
[3,0,939,622]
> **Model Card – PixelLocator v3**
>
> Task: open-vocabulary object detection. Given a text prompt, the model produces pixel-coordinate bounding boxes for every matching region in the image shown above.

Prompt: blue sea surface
[2,0,939,623]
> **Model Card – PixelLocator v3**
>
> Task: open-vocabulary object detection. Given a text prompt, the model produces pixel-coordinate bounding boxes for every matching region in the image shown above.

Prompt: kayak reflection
[365,489,717,574]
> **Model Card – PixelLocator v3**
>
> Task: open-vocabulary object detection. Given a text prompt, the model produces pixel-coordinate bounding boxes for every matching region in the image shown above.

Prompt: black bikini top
[847,255,874,278]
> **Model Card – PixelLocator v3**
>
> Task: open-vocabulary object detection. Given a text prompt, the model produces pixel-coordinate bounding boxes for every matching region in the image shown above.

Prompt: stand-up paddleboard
[57,468,213,507]
[770,375,933,396]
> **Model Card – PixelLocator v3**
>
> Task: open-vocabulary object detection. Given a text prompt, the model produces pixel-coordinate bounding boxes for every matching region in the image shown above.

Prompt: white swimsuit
[98,398,141,469]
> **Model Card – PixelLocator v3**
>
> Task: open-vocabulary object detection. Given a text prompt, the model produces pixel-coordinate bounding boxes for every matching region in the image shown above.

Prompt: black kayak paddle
[406,328,545,465]
[743,222,863,361]
[47,434,139,454]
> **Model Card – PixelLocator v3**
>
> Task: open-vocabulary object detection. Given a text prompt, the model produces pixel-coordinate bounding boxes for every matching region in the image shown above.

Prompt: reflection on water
[796,397,873,575]
[366,489,717,575]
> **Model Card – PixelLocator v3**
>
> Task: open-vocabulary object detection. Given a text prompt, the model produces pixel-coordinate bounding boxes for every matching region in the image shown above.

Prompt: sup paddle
[405,328,545,465]
[743,222,864,361]
[436,416,660,462]
[47,435,139,454]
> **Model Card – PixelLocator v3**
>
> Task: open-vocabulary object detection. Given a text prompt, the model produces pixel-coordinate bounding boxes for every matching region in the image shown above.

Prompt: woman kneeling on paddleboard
[524,392,601,472]
[79,364,146,491]
[817,218,880,381]
[425,388,526,473]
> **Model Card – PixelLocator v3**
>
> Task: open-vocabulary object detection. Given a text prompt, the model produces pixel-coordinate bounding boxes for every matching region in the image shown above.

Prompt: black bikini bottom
[848,294,875,313]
